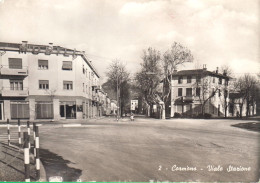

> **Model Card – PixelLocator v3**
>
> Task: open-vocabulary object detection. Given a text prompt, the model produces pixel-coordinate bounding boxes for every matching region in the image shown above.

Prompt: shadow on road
[40,148,82,182]
[231,122,260,132]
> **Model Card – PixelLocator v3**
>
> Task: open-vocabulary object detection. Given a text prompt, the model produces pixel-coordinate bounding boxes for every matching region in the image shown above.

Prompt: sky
[0,0,259,83]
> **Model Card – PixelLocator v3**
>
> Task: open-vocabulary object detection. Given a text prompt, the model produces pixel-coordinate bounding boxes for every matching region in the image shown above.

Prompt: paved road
[17,118,260,182]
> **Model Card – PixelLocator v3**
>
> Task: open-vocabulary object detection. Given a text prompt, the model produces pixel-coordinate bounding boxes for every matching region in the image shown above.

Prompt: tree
[136,42,194,119]
[105,60,130,117]
[135,48,162,117]
[233,74,257,117]
[193,70,220,116]
[162,42,193,118]
[219,65,233,118]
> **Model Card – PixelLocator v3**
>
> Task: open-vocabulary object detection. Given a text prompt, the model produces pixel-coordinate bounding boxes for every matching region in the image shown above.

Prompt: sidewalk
[0,142,36,181]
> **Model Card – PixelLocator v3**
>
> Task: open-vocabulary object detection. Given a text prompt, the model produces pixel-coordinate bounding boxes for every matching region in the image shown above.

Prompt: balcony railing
[0,65,28,76]
[183,96,194,101]
[0,87,29,97]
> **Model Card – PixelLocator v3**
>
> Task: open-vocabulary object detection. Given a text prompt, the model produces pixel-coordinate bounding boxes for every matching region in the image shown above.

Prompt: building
[229,92,257,117]
[165,66,231,118]
[0,41,108,121]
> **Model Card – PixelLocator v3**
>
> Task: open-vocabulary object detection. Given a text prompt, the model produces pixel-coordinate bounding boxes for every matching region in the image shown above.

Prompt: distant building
[165,66,231,117]
[0,41,109,121]
[229,92,256,117]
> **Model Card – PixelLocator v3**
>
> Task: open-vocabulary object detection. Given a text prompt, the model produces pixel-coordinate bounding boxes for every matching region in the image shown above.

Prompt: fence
[2,119,41,182]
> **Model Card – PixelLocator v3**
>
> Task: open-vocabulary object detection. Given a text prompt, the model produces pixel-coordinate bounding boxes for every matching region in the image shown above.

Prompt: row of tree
[103,42,259,118]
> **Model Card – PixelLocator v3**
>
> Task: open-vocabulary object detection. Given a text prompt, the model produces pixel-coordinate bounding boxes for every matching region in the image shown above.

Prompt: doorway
[60,102,76,119]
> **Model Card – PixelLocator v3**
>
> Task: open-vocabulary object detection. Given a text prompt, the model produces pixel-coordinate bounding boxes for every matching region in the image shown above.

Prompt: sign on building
[131,100,138,110]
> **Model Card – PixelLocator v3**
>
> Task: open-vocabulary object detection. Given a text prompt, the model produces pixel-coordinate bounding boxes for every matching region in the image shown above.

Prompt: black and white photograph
[0,0,259,182]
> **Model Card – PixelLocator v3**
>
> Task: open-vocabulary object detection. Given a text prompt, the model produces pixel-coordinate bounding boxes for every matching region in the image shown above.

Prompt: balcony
[183,96,194,101]
[0,65,28,76]
[0,87,29,97]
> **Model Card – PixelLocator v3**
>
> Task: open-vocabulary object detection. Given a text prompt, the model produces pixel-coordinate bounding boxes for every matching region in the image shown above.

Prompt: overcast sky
[0,0,259,82]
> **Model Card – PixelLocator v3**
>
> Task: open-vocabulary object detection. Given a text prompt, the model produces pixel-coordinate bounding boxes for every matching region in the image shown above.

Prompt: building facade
[166,67,231,118]
[0,41,108,121]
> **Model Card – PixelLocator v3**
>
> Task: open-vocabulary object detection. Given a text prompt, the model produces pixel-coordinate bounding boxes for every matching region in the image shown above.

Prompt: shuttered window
[10,80,23,90]
[38,60,48,69]
[178,88,182,96]
[186,88,192,96]
[9,58,22,69]
[11,102,29,119]
[36,102,53,119]
[62,61,72,70]
[39,80,49,89]
[63,81,73,90]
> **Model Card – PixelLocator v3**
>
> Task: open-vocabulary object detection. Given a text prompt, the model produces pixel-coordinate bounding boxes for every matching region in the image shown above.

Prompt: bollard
[23,132,30,182]
[7,119,10,146]
[18,119,21,146]
[35,126,40,180]
[33,123,36,160]
[27,121,30,149]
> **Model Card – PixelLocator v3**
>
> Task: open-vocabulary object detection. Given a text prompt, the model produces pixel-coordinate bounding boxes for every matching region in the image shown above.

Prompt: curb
[9,143,47,182]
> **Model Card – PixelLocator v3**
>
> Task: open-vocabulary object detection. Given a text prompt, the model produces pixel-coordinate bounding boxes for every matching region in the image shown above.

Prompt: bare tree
[219,65,233,118]
[106,60,130,117]
[135,48,162,117]
[233,74,257,117]
[193,71,220,116]
[162,42,193,118]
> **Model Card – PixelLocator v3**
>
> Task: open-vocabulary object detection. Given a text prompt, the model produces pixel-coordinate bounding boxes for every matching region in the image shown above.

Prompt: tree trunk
[161,103,165,120]
[150,104,153,117]
[239,104,243,118]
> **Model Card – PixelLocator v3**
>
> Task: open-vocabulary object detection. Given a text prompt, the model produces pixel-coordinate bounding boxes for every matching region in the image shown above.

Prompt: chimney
[216,67,219,74]
[223,70,227,76]
[203,64,207,70]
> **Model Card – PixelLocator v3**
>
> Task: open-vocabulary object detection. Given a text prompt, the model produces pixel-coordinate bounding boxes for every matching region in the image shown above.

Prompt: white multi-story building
[0,41,108,121]
[166,66,231,117]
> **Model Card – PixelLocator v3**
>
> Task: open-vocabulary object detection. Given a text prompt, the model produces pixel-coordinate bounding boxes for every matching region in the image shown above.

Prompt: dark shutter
[11,102,29,119]
[9,58,22,69]
[62,61,72,70]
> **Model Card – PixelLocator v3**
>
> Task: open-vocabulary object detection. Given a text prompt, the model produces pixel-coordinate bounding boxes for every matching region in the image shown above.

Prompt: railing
[0,87,29,97]
[183,96,194,101]
[0,65,28,75]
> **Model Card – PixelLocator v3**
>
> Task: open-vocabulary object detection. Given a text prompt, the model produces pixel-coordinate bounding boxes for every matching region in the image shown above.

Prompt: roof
[171,69,232,79]
[0,41,100,78]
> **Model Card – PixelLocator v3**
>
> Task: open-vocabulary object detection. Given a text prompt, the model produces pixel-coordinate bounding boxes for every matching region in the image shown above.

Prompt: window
[9,58,22,69]
[186,88,192,96]
[178,76,183,84]
[225,79,228,86]
[218,89,221,97]
[211,88,215,97]
[218,78,222,84]
[196,88,200,96]
[83,83,85,92]
[196,76,201,83]
[10,80,23,90]
[83,65,85,74]
[213,77,215,83]
[62,61,72,70]
[38,60,48,70]
[39,80,49,89]
[178,88,183,96]
[187,76,192,83]
[63,81,73,90]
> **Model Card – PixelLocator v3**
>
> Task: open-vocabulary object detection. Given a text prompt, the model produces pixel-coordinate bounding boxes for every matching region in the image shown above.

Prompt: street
[34,117,259,182]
